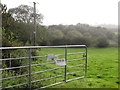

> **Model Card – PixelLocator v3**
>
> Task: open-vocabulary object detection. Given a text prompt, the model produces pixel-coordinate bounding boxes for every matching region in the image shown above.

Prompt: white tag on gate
[47,54,58,61]
[55,59,66,66]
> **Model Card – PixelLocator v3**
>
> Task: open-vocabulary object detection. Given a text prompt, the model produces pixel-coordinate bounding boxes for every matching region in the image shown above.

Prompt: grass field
[2,47,118,88]
[32,47,118,88]
[50,47,118,88]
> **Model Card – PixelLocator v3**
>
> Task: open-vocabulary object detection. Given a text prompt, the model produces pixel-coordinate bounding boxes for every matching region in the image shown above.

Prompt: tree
[36,25,47,45]
[1,3,19,47]
[0,3,14,29]
[1,4,23,71]
[66,30,83,44]
[96,37,109,48]
[47,29,64,45]
[0,3,7,14]
[8,4,43,24]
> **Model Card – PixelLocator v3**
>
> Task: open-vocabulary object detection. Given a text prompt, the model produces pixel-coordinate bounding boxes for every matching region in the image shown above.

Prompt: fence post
[64,46,67,82]
[28,48,32,89]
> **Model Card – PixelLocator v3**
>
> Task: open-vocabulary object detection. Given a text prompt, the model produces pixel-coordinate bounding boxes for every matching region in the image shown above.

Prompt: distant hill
[99,24,117,29]
[97,24,118,32]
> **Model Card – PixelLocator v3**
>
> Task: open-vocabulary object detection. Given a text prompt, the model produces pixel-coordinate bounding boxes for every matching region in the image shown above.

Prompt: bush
[2,49,29,74]
[96,37,109,48]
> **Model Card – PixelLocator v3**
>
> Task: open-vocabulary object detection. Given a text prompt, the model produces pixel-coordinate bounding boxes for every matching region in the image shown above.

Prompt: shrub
[2,49,29,74]
[96,37,109,48]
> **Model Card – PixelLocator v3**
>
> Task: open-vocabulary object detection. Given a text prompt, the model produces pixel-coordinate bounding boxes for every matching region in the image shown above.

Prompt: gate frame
[0,45,87,89]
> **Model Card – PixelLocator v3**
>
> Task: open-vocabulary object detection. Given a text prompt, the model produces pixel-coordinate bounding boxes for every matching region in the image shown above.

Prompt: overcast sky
[1,0,119,26]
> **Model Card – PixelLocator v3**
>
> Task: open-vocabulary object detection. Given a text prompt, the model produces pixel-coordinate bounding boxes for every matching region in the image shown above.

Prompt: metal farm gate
[0,45,87,89]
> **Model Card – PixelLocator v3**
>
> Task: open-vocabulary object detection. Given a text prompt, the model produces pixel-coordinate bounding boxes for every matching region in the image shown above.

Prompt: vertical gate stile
[85,46,87,77]
[28,48,32,89]
[64,45,67,82]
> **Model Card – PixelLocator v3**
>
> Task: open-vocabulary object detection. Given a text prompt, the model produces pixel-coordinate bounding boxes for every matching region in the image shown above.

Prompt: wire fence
[0,45,87,89]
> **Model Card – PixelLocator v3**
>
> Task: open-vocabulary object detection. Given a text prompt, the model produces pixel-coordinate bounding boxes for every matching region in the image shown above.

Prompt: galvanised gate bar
[0,45,87,89]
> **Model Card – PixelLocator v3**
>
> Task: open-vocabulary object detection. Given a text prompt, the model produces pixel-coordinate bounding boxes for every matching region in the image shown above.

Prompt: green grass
[51,48,118,88]
[32,47,118,88]
[2,47,118,88]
